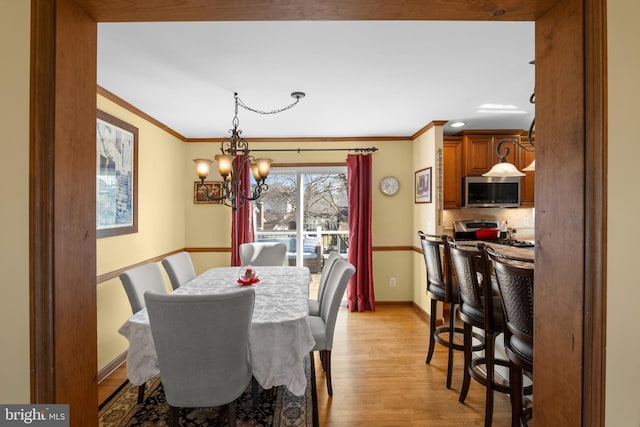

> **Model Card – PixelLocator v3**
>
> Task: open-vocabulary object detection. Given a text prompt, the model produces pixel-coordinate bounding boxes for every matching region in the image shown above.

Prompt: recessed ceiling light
[450,122,466,128]
[478,103,518,110]
[477,109,527,114]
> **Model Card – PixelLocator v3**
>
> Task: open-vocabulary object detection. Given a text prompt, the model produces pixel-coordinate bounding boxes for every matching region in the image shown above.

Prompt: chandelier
[483,62,536,177]
[193,91,305,210]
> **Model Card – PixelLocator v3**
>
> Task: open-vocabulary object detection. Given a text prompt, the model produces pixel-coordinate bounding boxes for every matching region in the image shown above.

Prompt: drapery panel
[231,156,254,266]
[346,154,375,312]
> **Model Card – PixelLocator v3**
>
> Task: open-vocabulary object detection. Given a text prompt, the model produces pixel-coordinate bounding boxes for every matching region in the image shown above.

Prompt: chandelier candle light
[194,91,305,210]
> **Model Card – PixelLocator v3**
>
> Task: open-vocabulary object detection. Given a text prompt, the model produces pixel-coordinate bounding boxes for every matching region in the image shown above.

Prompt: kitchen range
[453,219,534,248]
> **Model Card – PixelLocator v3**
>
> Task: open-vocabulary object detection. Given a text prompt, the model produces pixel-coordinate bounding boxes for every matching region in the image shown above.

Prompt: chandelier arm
[495,137,536,163]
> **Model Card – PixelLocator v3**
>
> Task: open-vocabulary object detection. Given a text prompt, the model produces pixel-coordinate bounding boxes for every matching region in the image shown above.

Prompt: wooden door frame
[30,0,606,425]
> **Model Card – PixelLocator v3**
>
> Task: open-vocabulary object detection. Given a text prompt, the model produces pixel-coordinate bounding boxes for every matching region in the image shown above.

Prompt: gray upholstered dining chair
[144,288,255,427]
[119,262,168,403]
[161,251,196,290]
[307,258,355,396]
[308,251,342,317]
[239,242,287,266]
[119,262,167,314]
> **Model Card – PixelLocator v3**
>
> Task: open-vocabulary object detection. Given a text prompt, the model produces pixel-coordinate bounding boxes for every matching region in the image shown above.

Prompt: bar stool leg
[446,302,456,388]
[510,362,524,427]
[459,322,472,403]
[425,297,438,364]
[484,333,496,427]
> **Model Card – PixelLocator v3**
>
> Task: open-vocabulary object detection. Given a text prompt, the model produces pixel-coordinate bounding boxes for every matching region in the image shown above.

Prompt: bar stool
[485,245,534,427]
[449,241,511,427]
[418,232,464,389]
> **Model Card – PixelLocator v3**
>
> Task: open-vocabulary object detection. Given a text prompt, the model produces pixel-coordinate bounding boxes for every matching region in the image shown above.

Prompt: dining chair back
[144,288,255,427]
[161,251,196,290]
[418,231,463,389]
[485,245,534,427]
[449,241,509,427]
[239,242,287,266]
[308,251,342,316]
[307,258,356,395]
[119,263,167,314]
[119,262,169,403]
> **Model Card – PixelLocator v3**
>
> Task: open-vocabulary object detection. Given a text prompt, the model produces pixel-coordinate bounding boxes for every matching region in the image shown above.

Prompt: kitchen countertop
[455,240,534,261]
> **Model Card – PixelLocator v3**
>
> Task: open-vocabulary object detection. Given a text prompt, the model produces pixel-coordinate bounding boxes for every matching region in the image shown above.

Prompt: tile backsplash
[442,207,535,240]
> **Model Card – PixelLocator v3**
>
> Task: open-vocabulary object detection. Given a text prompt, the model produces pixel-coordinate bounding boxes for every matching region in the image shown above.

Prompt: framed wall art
[194,181,224,204]
[415,167,432,204]
[96,110,138,238]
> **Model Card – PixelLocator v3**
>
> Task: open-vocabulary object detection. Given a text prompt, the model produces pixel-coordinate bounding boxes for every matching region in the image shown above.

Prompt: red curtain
[231,156,254,266]
[346,154,375,312]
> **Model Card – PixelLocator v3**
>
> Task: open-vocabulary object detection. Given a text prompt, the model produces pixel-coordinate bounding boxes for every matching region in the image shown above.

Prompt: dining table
[118,265,315,396]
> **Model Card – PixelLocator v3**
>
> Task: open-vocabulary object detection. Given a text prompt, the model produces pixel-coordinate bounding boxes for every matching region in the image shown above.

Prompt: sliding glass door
[253,166,348,273]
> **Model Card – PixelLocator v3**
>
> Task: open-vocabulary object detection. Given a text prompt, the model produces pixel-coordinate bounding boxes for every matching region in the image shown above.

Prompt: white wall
[606,1,640,425]
[0,0,31,403]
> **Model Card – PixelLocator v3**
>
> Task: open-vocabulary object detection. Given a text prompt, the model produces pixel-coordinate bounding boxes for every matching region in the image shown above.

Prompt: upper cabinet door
[463,134,494,175]
[443,138,463,209]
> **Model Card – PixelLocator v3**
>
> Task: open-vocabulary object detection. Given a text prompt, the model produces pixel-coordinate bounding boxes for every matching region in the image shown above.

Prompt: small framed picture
[194,181,223,204]
[415,167,432,204]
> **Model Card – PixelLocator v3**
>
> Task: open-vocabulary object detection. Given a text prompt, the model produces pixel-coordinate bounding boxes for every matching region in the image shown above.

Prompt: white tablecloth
[118,266,315,396]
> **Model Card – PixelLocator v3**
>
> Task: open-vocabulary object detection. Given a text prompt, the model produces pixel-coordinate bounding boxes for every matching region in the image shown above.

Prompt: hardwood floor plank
[312,305,512,426]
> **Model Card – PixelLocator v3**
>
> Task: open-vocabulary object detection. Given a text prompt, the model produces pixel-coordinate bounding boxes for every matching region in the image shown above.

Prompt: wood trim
[75,0,556,22]
[184,246,230,253]
[186,136,412,142]
[535,0,586,424]
[411,302,444,327]
[372,245,414,251]
[96,249,184,284]
[30,0,56,404]
[583,0,607,424]
[32,1,100,424]
[411,120,448,140]
[97,351,127,384]
[97,85,187,141]
[34,1,595,425]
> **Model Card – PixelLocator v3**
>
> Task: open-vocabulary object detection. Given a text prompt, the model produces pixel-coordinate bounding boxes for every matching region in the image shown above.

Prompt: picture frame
[96,110,138,238]
[194,181,224,204]
[415,167,432,204]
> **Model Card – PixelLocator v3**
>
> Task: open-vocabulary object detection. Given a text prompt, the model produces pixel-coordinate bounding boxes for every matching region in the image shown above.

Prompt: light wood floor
[99,279,512,425]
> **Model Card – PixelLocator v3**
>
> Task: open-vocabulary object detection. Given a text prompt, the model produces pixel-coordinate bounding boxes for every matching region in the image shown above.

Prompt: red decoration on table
[237,267,260,285]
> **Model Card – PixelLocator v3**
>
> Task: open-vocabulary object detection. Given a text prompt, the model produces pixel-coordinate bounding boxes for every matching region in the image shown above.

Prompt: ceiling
[97,20,535,139]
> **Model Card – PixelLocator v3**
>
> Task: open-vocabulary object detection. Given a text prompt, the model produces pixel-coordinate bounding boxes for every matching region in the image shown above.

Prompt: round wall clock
[380,176,399,196]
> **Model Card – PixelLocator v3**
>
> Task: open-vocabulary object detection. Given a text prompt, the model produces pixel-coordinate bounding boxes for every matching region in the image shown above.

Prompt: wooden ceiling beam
[75,0,559,22]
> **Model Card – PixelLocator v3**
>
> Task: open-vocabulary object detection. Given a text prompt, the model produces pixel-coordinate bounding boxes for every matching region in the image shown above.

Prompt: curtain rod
[249,147,378,153]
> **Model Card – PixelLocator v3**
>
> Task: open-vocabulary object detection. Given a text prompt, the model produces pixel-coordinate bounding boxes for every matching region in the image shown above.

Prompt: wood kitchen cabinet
[461,131,523,176]
[442,130,535,207]
[519,136,535,207]
[443,137,463,208]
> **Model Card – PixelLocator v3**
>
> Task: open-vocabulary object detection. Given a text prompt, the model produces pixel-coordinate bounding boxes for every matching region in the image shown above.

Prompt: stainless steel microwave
[464,176,521,208]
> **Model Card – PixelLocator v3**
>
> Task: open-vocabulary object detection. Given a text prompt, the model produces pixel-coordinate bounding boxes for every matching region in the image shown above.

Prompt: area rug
[99,355,318,427]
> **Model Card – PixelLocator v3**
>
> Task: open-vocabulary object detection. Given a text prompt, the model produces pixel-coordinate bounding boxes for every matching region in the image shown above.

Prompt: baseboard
[411,302,444,326]
[98,351,127,384]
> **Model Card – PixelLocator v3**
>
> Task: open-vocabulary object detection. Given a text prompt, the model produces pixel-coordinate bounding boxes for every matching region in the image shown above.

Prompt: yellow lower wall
[606,1,640,425]
[0,0,31,403]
